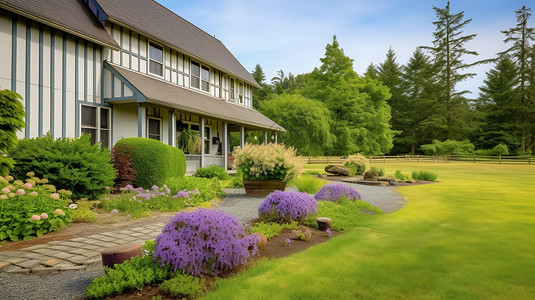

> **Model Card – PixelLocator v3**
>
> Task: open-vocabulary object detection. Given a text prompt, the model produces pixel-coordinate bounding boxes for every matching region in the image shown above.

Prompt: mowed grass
[203,162,535,299]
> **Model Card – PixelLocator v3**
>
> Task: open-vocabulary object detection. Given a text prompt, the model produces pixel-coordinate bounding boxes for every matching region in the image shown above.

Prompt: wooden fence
[300,155,533,165]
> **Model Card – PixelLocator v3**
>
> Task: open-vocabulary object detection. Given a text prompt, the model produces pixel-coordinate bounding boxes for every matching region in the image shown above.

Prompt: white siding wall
[112,103,138,145]
[0,9,107,140]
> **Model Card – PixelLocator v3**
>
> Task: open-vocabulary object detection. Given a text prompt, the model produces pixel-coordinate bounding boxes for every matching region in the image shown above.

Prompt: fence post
[499,154,501,164]
[397,155,400,163]
[383,155,386,163]
[529,155,531,165]
[327,156,330,164]
[473,154,476,163]
[417,154,420,162]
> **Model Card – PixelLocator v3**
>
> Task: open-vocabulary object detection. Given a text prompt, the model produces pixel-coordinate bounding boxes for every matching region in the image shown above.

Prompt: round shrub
[154,209,258,276]
[113,138,186,189]
[314,184,362,202]
[0,90,25,176]
[10,133,116,200]
[344,154,369,175]
[258,190,317,223]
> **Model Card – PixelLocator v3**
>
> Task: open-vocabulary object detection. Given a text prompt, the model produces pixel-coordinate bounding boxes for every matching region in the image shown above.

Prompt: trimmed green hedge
[113,138,185,189]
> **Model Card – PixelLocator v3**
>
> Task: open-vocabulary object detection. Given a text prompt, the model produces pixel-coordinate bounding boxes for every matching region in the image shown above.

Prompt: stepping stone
[316,217,332,231]
[101,243,142,268]
[40,258,61,267]
[0,261,13,270]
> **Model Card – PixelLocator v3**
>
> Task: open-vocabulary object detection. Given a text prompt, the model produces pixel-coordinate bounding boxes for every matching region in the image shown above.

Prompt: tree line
[250,2,535,156]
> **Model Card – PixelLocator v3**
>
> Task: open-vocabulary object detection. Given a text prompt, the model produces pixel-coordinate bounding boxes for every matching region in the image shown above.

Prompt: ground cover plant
[287,175,327,194]
[250,221,299,239]
[194,165,230,180]
[165,176,223,204]
[314,184,362,202]
[0,173,72,241]
[10,134,116,200]
[306,198,383,232]
[203,162,535,299]
[258,191,317,224]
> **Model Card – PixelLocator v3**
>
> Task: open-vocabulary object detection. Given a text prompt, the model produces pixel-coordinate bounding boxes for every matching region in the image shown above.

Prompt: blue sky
[156,0,532,96]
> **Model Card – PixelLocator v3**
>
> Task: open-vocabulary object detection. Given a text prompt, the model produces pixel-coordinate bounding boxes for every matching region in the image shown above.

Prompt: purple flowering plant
[314,184,362,202]
[258,190,317,224]
[154,209,259,276]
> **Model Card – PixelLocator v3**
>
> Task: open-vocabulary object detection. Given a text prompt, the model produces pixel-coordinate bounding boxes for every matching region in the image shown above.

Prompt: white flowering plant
[232,143,302,182]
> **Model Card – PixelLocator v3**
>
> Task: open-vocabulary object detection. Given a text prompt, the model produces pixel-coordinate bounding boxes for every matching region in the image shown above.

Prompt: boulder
[253,233,268,250]
[316,217,332,231]
[292,228,312,241]
[325,165,350,176]
[363,171,379,181]
[101,243,142,269]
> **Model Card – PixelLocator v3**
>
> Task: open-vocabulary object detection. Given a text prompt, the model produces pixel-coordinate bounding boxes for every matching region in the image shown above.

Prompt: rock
[253,233,267,250]
[404,179,416,183]
[316,217,332,231]
[325,165,350,176]
[363,171,379,181]
[292,228,312,241]
[101,243,142,269]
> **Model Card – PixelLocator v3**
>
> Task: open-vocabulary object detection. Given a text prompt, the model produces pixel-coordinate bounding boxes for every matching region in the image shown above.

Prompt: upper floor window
[238,82,244,104]
[191,60,210,93]
[230,78,235,100]
[149,42,163,76]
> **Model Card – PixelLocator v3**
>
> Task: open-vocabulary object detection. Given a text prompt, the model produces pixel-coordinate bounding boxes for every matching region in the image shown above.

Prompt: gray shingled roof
[0,0,120,49]
[107,63,284,132]
[95,0,260,88]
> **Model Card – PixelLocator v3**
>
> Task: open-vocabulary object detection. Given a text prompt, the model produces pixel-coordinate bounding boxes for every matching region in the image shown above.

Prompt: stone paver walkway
[0,222,165,275]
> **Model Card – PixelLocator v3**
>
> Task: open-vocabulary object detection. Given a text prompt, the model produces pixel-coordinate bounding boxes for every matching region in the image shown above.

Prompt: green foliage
[194,165,230,180]
[288,175,327,194]
[394,170,409,180]
[259,94,335,156]
[114,138,185,189]
[221,173,244,188]
[69,200,98,222]
[474,144,511,156]
[420,139,475,156]
[159,274,205,298]
[251,64,272,108]
[250,221,298,239]
[344,154,369,175]
[233,143,302,181]
[0,90,25,176]
[0,174,72,241]
[165,176,223,204]
[85,245,174,299]
[369,166,385,177]
[305,198,383,232]
[411,170,438,181]
[10,134,116,200]
[176,129,201,154]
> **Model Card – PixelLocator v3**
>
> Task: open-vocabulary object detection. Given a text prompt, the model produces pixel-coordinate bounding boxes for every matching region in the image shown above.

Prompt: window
[149,42,163,76]
[204,126,210,154]
[81,105,110,147]
[148,117,161,141]
[190,60,210,92]
[238,82,244,104]
[230,78,235,100]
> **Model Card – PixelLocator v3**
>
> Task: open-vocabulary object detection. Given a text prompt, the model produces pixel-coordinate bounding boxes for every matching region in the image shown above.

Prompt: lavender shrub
[258,190,317,223]
[154,209,258,276]
[314,184,362,202]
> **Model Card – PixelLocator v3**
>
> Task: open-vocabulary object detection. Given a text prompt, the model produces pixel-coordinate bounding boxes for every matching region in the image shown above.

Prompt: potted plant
[232,143,301,196]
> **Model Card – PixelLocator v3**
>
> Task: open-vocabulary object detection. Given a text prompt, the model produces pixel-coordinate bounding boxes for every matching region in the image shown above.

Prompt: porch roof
[106,63,285,132]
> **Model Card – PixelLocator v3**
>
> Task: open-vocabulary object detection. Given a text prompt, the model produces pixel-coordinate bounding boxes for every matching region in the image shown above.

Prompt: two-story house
[0,0,284,172]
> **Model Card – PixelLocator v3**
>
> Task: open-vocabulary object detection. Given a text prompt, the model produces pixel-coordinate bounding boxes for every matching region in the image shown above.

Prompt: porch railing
[185,154,226,173]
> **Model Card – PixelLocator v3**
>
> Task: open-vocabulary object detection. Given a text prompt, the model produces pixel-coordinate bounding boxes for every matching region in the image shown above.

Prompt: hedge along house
[0,0,284,172]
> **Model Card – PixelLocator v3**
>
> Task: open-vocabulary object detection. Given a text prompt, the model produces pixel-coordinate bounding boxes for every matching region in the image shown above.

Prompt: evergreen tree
[475,55,519,150]
[500,6,535,154]
[302,36,394,155]
[377,47,405,153]
[250,64,272,109]
[421,1,483,141]
[364,63,379,79]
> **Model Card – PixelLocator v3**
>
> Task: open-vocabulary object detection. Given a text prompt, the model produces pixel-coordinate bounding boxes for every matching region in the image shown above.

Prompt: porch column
[168,109,176,147]
[223,122,228,170]
[240,126,245,148]
[137,103,146,138]
[264,131,268,146]
[275,132,278,144]
[200,117,205,168]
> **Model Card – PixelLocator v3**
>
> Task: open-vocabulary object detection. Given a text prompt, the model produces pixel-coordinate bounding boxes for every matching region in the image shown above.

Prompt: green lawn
[203,162,535,299]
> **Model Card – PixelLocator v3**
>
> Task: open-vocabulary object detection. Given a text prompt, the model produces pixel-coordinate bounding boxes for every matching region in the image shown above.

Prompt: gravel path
[0,181,404,300]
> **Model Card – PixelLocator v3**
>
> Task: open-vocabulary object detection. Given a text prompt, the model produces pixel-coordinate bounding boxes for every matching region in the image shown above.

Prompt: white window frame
[148,41,164,78]
[190,60,211,93]
[80,105,111,148]
[147,117,162,141]
[229,77,236,101]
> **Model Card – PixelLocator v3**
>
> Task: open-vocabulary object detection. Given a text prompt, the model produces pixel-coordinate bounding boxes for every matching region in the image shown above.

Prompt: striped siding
[0,9,108,140]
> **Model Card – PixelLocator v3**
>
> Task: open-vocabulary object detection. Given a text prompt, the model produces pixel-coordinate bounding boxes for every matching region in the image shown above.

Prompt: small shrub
[0,90,25,176]
[258,191,317,224]
[160,274,205,298]
[314,184,362,202]
[111,144,136,190]
[154,209,258,276]
[250,221,298,239]
[344,154,369,175]
[411,170,438,181]
[10,134,116,200]
[113,138,186,189]
[165,176,223,204]
[305,198,384,231]
[420,139,475,156]
[221,173,244,188]
[86,241,173,299]
[194,165,230,180]
[70,200,98,222]
[369,166,385,177]
[288,175,327,194]
[394,170,408,180]
[475,143,510,156]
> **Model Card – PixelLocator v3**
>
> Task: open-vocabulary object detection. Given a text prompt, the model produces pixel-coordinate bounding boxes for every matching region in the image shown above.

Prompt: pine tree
[250,64,272,109]
[475,55,519,150]
[421,1,482,141]
[500,6,535,154]
[364,63,379,79]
